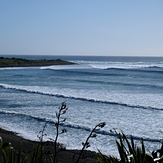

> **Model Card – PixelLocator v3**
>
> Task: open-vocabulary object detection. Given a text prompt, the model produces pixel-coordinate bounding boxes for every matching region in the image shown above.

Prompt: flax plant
[53,102,68,163]
[37,121,48,163]
[98,132,163,163]
[0,137,28,163]
[76,122,106,163]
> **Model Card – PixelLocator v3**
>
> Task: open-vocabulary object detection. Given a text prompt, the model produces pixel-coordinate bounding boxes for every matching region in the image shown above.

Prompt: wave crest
[0,110,161,143]
[0,83,162,111]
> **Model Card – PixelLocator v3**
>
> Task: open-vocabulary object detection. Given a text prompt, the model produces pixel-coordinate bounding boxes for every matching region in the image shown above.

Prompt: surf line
[1,110,161,143]
[0,83,163,111]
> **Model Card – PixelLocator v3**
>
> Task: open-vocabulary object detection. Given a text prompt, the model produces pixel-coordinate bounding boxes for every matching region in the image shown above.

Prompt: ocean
[0,55,163,156]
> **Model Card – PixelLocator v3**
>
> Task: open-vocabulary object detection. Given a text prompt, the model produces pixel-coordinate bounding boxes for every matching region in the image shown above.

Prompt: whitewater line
[0,83,163,111]
[0,110,162,143]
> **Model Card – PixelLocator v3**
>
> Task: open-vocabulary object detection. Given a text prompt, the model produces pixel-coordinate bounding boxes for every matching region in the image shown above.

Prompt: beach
[0,127,99,163]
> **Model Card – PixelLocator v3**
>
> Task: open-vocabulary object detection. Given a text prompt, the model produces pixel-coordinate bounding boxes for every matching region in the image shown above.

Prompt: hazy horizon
[0,54,163,58]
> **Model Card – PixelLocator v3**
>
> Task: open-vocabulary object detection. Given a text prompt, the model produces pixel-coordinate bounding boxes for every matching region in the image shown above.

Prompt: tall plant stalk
[53,102,68,163]
[76,122,106,163]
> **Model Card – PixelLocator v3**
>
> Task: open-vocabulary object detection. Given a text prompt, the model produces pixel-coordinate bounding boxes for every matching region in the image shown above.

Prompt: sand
[0,128,100,163]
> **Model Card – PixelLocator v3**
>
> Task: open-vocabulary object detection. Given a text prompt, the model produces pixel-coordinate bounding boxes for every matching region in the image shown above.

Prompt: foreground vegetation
[0,57,75,68]
[0,103,163,163]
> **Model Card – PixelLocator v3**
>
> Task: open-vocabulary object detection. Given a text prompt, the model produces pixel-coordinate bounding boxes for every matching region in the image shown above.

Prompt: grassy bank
[0,57,75,68]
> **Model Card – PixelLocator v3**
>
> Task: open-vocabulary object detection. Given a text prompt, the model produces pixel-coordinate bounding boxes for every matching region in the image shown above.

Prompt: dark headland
[0,57,76,68]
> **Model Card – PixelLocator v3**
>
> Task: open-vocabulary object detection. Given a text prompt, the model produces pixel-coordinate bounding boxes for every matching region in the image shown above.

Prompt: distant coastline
[0,57,75,68]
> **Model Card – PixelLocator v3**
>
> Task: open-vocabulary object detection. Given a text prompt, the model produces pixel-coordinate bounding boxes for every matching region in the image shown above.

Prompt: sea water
[0,55,163,156]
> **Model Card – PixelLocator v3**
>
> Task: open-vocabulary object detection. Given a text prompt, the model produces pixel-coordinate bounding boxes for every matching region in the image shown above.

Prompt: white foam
[89,62,163,69]
[40,64,92,70]
[1,83,163,110]
[0,67,31,70]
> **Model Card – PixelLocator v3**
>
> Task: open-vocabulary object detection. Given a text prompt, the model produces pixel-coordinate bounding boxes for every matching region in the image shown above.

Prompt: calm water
[0,55,163,156]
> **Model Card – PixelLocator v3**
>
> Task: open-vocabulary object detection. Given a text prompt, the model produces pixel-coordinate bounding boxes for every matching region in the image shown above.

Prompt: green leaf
[2,142,13,150]
[0,137,3,149]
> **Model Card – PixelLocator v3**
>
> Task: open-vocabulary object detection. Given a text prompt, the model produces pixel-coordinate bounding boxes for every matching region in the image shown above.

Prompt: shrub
[98,132,163,163]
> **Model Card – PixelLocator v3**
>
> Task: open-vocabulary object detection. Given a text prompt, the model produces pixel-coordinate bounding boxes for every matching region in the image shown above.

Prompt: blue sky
[0,1,163,56]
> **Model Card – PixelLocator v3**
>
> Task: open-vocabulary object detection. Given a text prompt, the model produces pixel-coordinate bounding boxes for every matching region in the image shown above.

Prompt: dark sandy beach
[0,128,99,163]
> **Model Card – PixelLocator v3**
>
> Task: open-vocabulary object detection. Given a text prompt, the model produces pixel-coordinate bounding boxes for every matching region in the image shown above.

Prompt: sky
[0,1,163,56]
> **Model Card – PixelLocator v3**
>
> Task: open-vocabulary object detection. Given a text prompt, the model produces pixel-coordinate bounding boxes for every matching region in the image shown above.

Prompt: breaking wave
[0,110,161,143]
[0,83,163,111]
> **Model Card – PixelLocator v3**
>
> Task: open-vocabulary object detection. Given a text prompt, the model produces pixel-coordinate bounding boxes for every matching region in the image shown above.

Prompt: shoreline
[0,127,99,163]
